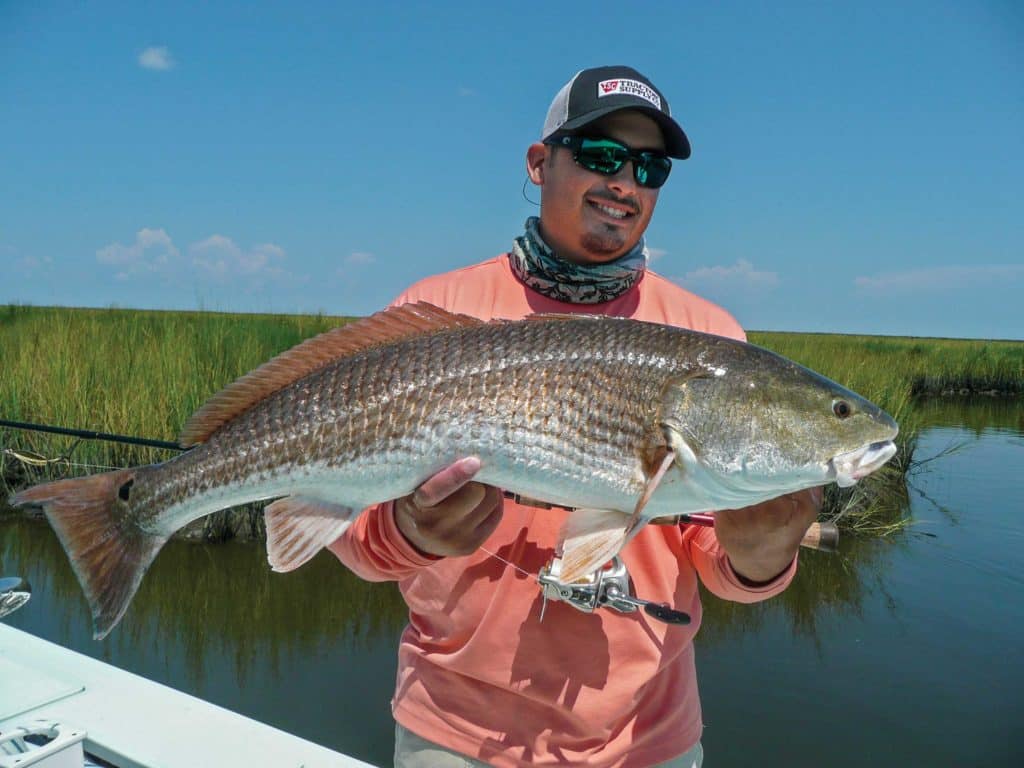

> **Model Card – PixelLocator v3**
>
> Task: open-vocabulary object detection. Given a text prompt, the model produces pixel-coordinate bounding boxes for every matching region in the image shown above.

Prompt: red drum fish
[11,303,898,638]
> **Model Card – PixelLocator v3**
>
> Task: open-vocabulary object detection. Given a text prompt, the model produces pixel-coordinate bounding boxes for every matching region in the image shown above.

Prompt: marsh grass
[0,305,351,534]
[2,306,1020,538]
[750,331,1024,397]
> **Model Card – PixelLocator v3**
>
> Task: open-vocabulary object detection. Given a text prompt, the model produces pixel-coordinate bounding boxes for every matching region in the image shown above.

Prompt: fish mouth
[828,441,898,488]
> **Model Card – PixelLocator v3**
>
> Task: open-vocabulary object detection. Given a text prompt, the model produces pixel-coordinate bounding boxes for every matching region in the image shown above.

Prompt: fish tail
[10,467,167,640]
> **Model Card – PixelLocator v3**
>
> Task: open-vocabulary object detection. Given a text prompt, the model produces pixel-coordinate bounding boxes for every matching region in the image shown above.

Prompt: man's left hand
[713,487,823,584]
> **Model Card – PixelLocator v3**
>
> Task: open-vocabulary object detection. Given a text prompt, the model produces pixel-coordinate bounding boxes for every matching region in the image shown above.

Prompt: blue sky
[2,1,1021,339]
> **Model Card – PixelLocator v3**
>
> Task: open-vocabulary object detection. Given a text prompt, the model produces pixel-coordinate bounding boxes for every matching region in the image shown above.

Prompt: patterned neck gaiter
[509,217,647,304]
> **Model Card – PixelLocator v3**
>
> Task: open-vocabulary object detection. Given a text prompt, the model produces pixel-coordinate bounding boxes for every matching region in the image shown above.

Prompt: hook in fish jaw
[537,556,690,625]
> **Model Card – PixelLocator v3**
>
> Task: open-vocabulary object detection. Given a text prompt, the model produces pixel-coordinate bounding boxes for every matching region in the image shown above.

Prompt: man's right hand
[393,457,504,558]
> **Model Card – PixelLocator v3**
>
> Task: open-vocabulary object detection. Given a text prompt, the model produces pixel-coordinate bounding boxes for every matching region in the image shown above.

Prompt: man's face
[529,111,666,265]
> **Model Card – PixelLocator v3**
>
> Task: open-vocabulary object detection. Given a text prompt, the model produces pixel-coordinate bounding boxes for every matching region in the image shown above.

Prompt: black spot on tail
[118,479,134,501]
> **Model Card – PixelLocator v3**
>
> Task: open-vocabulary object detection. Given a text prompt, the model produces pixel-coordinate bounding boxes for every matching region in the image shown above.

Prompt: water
[1,399,1021,766]
[696,397,1024,766]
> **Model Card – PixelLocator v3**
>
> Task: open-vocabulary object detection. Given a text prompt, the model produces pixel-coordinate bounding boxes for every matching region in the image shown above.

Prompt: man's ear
[526,142,547,185]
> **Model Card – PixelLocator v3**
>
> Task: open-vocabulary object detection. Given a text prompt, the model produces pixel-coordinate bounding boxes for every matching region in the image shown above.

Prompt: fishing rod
[0,419,185,451]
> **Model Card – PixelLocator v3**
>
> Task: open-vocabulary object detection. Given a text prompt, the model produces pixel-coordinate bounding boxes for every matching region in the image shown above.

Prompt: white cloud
[342,251,376,268]
[646,247,667,263]
[9,248,53,276]
[96,228,180,279]
[96,229,292,287]
[19,255,53,270]
[457,86,476,97]
[682,259,779,291]
[138,46,175,71]
[190,235,287,282]
[854,264,1024,296]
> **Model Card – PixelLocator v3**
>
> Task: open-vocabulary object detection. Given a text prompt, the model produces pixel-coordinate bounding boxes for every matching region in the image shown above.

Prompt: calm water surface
[2,399,1021,766]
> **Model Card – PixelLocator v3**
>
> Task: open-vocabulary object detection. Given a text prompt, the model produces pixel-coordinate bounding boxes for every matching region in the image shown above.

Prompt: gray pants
[394,723,703,768]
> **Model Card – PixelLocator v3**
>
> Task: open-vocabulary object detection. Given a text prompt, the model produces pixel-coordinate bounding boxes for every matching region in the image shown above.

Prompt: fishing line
[478,545,534,579]
[2,447,69,468]
[2,451,121,473]
[61,461,122,472]
[478,501,537,579]
[2,445,124,474]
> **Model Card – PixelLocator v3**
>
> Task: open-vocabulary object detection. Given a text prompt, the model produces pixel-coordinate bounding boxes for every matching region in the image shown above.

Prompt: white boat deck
[0,624,375,767]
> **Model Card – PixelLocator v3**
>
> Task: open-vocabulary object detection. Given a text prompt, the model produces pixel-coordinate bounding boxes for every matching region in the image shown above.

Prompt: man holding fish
[14,64,898,767]
[331,66,821,767]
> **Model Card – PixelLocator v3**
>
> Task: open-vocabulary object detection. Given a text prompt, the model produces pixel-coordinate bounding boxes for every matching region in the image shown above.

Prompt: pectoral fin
[616,445,677,548]
[631,446,675,521]
[265,496,355,573]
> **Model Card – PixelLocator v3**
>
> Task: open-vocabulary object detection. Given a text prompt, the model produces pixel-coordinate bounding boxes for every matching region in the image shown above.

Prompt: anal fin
[554,446,679,584]
[265,496,355,573]
[557,509,630,583]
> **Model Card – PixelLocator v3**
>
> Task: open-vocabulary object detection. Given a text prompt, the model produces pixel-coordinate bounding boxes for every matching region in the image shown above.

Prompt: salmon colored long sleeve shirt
[330,254,797,767]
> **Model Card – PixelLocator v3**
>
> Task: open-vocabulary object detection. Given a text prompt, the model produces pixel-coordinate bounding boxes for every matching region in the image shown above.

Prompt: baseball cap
[541,65,691,159]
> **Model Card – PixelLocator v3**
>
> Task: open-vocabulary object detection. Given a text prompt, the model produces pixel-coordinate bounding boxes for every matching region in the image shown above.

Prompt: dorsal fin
[524,312,604,323]
[179,302,484,446]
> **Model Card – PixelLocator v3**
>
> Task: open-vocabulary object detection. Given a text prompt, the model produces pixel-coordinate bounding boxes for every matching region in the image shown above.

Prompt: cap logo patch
[597,78,662,110]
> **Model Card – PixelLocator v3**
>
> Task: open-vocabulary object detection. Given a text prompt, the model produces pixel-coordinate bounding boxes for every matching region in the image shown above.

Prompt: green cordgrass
[749,331,1024,398]
[2,305,1020,537]
[0,304,348,471]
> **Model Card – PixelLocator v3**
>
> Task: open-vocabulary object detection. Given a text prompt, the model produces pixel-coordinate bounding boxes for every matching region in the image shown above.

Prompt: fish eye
[832,400,852,419]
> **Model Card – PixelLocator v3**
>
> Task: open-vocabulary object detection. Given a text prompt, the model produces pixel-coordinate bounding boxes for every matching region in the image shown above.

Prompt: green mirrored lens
[577,140,627,174]
[568,137,671,189]
[638,154,671,187]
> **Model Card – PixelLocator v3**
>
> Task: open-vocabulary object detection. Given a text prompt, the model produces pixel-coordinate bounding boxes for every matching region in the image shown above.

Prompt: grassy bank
[750,331,1024,397]
[3,305,1019,538]
[0,304,348,449]
[0,305,349,538]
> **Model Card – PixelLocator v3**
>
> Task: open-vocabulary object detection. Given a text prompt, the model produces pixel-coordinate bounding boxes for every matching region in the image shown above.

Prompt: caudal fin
[10,468,167,639]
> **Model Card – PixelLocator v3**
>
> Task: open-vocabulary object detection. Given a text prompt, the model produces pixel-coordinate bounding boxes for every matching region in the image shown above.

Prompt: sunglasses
[546,135,672,189]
